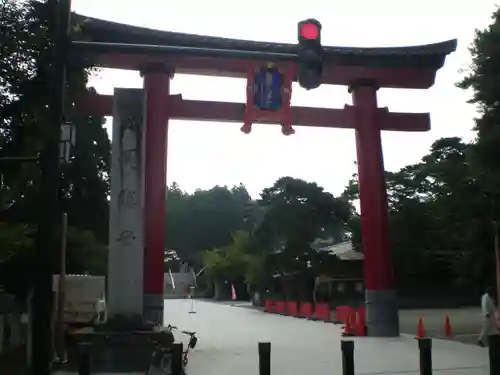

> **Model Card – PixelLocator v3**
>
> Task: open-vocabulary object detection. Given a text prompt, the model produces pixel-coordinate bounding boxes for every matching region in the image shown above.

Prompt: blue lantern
[253,64,283,110]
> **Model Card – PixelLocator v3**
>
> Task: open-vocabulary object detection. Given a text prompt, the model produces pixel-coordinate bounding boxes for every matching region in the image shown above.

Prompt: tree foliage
[202,231,251,281]
[341,137,495,291]
[165,183,252,263]
[254,177,352,277]
[1,0,110,235]
[0,0,110,298]
[0,221,107,299]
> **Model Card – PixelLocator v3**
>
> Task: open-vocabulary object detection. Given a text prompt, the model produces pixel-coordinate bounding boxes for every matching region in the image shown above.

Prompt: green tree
[165,183,252,263]
[457,5,500,289]
[0,0,110,304]
[202,231,251,280]
[202,230,255,299]
[64,226,108,275]
[0,0,110,240]
[255,177,352,282]
[341,137,492,292]
[0,221,107,300]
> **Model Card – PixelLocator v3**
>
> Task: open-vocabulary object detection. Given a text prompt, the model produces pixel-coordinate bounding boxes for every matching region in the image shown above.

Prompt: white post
[188,286,196,314]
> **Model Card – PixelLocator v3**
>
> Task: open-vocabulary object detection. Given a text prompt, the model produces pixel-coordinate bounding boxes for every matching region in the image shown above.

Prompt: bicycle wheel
[160,353,173,374]
[145,351,157,375]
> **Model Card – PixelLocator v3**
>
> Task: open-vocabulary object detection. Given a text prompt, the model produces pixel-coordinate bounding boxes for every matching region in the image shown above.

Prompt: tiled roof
[73,14,457,69]
[317,241,364,261]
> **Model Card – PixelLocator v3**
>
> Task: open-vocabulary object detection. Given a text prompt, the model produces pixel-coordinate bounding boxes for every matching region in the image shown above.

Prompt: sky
[71,0,497,198]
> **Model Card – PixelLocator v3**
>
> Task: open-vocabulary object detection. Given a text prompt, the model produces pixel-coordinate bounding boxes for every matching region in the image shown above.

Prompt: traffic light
[297,19,323,90]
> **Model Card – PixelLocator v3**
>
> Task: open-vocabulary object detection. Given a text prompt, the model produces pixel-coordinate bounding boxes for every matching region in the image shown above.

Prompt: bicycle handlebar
[165,324,196,337]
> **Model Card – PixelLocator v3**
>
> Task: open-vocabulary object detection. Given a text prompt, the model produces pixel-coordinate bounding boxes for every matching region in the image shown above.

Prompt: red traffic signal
[300,23,319,40]
[297,19,323,90]
[298,19,322,43]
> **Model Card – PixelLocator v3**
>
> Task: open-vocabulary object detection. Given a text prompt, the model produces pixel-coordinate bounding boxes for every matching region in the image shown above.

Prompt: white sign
[59,123,76,163]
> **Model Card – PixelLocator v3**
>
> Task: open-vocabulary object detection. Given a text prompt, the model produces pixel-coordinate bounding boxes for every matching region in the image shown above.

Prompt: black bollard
[258,342,271,375]
[341,340,354,375]
[77,342,91,375]
[418,338,432,375]
[489,334,500,375]
[171,342,184,375]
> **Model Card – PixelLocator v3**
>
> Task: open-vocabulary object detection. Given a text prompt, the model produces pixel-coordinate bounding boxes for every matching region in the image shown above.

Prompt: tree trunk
[213,280,223,300]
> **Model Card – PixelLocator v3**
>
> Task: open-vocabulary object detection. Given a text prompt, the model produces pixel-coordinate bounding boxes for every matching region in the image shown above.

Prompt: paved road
[57,300,491,375]
[165,299,490,375]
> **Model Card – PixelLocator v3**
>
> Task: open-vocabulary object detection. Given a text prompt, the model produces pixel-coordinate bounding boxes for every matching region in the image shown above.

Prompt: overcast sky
[71,0,496,198]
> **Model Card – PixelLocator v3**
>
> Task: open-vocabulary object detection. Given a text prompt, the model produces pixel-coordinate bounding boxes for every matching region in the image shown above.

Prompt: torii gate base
[75,15,456,337]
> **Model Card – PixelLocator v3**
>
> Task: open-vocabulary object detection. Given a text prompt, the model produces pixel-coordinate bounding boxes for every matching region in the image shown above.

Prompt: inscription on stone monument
[118,189,138,209]
[108,88,145,318]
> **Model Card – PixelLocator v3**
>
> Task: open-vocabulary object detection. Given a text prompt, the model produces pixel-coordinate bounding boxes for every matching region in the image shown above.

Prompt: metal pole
[77,342,92,375]
[341,340,354,375]
[258,342,271,375]
[55,212,68,362]
[489,334,500,375]
[32,1,71,374]
[171,342,184,375]
[418,338,432,375]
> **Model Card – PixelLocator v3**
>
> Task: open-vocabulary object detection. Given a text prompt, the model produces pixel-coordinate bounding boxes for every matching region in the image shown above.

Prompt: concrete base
[61,330,159,373]
[365,289,399,337]
[143,293,164,324]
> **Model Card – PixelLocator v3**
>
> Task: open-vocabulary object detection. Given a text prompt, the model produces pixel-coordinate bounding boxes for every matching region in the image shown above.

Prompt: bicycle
[146,324,198,375]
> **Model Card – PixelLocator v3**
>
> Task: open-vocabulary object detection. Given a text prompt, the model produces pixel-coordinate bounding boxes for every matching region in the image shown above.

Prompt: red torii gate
[73,14,456,337]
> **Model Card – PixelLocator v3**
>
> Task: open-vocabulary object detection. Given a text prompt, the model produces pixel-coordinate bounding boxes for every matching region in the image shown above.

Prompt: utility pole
[31,1,71,374]
[55,212,68,363]
[494,221,500,311]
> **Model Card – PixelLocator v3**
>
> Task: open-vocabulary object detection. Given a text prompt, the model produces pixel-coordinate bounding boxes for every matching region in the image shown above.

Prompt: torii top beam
[72,14,456,90]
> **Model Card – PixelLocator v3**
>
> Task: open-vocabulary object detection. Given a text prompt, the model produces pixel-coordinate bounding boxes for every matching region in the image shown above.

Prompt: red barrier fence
[264,299,274,313]
[262,300,366,337]
[335,306,350,323]
[299,302,313,318]
[275,301,286,314]
[286,301,298,316]
[314,303,330,321]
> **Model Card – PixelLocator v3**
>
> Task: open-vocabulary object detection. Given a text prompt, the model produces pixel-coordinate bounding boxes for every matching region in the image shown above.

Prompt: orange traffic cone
[342,309,354,337]
[416,317,425,339]
[355,308,366,337]
[231,284,237,301]
[444,314,452,338]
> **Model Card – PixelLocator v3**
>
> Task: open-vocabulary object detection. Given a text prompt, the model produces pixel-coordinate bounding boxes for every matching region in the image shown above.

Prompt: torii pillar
[107,64,171,323]
[350,79,398,336]
[141,64,172,324]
